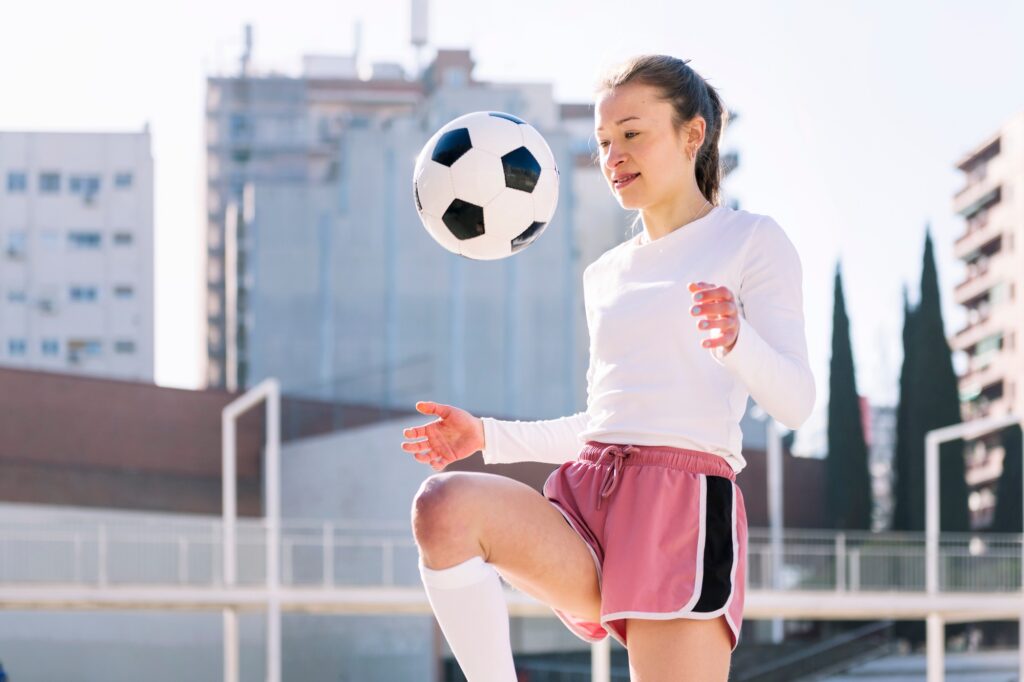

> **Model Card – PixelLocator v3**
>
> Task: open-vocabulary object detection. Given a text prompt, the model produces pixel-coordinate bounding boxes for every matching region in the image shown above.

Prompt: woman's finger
[702,331,738,349]
[687,281,717,293]
[416,401,452,419]
[402,439,431,454]
[690,300,737,318]
[696,317,733,332]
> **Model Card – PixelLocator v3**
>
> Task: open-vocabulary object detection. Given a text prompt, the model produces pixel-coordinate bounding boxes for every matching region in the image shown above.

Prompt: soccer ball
[413,111,559,260]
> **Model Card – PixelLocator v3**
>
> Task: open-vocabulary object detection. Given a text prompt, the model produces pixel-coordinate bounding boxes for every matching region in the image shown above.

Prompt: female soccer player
[402,54,815,681]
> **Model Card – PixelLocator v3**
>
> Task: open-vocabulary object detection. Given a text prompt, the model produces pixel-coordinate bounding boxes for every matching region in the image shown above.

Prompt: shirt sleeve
[709,216,816,429]
[479,411,589,465]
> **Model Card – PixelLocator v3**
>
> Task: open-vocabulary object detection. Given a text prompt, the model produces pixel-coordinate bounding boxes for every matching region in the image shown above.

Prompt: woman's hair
[596,55,728,206]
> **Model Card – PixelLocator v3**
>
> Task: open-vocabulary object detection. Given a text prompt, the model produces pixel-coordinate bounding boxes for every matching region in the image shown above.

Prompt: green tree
[891,288,920,531]
[825,263,872,530]
[891,229,968,532]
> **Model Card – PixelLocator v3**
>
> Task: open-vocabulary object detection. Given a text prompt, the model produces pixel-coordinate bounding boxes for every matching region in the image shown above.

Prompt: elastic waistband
[579,440,736,482]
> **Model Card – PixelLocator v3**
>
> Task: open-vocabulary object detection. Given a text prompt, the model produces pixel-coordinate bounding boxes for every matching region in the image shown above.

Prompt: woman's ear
[685,116,707,156]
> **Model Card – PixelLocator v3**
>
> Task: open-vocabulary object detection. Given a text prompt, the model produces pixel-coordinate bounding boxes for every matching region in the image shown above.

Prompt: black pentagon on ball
[489,111,525,124]
[431,128,472,167]
[511,221,548,253]
[501,147,542,193]
[442,199,486,241]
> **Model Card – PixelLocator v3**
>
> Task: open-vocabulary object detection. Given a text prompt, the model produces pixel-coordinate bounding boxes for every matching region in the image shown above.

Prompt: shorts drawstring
[596,444,639,511]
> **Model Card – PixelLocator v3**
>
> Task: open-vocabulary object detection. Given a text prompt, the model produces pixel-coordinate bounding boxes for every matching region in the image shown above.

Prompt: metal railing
[747,528,1023,594]
[1,519,1022,595]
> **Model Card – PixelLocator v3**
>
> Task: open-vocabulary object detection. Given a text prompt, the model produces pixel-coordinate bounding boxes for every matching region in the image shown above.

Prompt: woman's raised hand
[401,401,486,472]
[689,281,740,353]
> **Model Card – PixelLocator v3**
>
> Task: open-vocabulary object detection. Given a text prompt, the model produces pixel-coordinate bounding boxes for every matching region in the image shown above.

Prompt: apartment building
[0,130,154,381]
[950,111,1024,527]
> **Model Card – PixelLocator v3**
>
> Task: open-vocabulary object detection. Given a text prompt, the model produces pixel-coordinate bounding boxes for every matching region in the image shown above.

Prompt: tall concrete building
[205,41,742,422]
[950,111,1024,528]
[0,130,154,381]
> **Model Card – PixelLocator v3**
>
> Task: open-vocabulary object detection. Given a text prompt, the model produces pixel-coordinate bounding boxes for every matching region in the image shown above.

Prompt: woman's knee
[411,472,476,548]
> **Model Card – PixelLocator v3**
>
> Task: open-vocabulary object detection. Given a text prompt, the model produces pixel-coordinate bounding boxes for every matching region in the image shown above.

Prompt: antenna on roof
[410,0,428,75]
[241,24,253,76]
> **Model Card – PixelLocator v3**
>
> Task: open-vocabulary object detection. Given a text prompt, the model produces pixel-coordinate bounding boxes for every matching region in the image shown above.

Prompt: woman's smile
[613,173,640,191]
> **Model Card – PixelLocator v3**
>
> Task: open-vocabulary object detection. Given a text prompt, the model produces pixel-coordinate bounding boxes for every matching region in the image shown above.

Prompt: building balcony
[951,311,1000,353]
[953,218,1000,263]
[962,394,1011,422]
[953,176,1000,218]
[958,353,1008,399]
[953,262,999,306]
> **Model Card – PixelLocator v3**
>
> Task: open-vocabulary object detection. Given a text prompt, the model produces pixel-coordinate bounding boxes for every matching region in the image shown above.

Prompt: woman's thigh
[625,616,732,682]
[412,471,602,622]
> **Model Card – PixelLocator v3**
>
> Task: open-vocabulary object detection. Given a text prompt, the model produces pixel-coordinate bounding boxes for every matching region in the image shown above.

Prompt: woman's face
[594,82,698,210]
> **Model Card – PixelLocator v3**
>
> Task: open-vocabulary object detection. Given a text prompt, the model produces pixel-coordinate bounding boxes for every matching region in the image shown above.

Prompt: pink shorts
[542,440,748,651]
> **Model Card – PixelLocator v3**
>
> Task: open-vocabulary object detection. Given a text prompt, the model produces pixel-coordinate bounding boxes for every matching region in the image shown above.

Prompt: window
[68,339,102,361]
[35,230,60,251]
[229,113,249,140]
[7,339,27,356]
[6,290,27,303]
[114,340,136,354]
[113,232,133,246]
[69,175,101,195]
[41,339,59,356]
[39,172,61,193]
[5,231,27,259]
[68,231,102,249]
[114,172,133,188]
[7,172,27,192]
[70,285,98,302]
[443,67,468,88]
[113,285,134,300]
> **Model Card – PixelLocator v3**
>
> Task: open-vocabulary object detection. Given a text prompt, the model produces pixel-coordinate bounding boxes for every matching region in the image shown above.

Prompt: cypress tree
[916,229,969,533]
[891,229,968,532]
[825,263,873,530]
[891,288,920,531]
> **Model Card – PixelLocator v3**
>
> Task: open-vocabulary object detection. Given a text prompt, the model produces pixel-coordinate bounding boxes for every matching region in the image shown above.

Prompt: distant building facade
[0,131,154,381]
[950,111,1024,528]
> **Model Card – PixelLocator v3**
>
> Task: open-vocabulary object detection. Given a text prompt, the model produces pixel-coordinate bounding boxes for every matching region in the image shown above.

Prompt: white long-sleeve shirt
[480,205,815,474]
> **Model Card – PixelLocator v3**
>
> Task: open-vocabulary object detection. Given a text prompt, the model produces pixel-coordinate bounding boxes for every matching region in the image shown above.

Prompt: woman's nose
[603,144,625,169]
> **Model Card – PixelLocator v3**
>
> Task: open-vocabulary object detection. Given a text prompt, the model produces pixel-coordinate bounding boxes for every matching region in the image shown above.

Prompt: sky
[2,0,1022,441]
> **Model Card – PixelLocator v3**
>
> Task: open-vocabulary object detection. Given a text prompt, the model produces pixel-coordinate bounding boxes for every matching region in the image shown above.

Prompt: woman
[403,55,815,681]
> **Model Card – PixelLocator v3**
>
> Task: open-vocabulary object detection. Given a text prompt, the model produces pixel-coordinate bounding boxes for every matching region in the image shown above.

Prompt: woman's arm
[709,217,816,429]
[479,411,589,465]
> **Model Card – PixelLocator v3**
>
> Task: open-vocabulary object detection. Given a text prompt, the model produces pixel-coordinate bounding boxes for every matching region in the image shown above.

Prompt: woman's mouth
[613,173,639,190]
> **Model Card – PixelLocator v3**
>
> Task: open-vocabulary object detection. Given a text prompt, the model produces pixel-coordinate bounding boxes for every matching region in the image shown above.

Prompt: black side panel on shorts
[693,475,734,613]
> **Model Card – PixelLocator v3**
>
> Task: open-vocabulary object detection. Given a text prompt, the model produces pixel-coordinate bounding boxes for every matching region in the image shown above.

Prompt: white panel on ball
[481,189,535,249]
[449,148,507,207]
[520,124,558,170]
[448,113,524,157]
[531,169,559,224]
[414,162,455,218]
[458,234,510,261]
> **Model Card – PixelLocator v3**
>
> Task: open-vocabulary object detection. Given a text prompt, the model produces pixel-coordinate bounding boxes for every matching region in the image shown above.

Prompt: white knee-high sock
[418,555,517,682]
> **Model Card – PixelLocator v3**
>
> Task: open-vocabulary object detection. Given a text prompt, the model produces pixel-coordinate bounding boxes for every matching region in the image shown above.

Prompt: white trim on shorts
[601,476,740,649]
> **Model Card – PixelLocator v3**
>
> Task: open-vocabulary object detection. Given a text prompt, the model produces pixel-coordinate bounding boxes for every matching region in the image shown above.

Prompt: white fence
[1,517,1021,595]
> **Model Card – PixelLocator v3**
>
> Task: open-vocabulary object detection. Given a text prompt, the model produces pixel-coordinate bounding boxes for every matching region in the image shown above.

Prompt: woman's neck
[640,193,712,242]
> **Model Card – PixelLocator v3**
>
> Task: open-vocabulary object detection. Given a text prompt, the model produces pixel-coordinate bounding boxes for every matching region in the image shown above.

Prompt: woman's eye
[624,131,638,139]
[598,140,609,149]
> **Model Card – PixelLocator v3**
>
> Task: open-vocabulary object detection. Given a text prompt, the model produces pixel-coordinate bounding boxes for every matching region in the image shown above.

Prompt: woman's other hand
[401,401,485,472]
[688,281,739,354]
